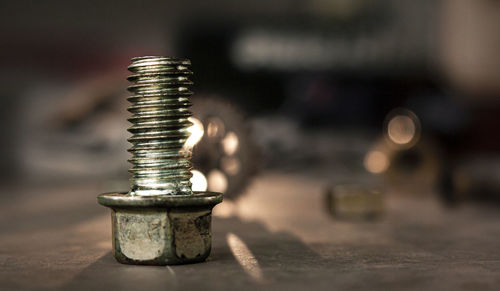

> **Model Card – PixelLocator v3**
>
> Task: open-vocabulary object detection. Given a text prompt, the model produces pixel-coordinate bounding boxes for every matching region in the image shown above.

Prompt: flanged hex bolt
[98,56,223,265]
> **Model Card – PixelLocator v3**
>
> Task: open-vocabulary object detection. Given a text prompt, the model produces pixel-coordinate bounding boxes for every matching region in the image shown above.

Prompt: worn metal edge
[97,191,223,208]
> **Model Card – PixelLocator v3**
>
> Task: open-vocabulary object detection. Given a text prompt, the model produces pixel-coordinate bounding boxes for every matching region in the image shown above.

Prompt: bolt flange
[98,192,222,265]
[98,56,222,265]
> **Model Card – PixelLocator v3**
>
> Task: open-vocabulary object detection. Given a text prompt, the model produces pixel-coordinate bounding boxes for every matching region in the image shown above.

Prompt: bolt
[98,56,223,265]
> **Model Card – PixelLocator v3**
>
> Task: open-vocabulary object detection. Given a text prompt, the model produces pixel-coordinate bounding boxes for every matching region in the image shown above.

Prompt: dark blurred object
[366,136,442,195]
[15,72,130,183]
[2,0,500,206]
[325,184,384,220]
[12,71,259,200]
[177,0,437,123]
[364,108,441,194]
[173,0,500,205]
[190,97,259,199]
[441,156,500,204]
[367,102,500,204]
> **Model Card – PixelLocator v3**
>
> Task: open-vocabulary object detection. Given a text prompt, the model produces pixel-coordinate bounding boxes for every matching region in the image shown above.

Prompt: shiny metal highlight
[127,56,194,196]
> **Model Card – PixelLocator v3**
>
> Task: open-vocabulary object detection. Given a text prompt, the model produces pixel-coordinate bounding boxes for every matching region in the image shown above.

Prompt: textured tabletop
[1,172,499,290]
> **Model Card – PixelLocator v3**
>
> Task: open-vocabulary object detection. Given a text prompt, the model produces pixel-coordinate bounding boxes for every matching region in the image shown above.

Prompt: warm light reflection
[190,170,208,191]
[364,150,390,174]
[227,233,264,282]
[207,117,225,139]
[213,200,237,218]
[387,115,416,145]
[184,117,204,150]
[221,156,241,176]
[208,169,228,193]
[222,132,239,156]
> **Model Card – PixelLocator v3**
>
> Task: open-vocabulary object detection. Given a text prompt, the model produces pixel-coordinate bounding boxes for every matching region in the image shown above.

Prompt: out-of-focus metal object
[190,97,259,199]
[441,156,500,205]
[365,108,441,194]
[325,185,384,220]
[98,56,222,265]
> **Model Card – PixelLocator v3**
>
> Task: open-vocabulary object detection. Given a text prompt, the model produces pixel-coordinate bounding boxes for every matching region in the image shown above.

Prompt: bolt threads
[127,56,194,196]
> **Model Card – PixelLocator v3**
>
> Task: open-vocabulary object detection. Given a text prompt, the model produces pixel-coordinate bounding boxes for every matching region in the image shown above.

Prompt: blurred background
[1,0,499,204]
[2,0,500,289]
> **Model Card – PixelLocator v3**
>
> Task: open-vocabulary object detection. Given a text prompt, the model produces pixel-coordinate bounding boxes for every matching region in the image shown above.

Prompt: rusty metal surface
[1,172,500,290]
[99,191,221,265]
[109,208,213,265]
[98,191,222,265]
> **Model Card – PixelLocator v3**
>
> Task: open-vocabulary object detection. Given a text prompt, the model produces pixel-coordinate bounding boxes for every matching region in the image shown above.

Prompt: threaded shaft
[127,56,194,196]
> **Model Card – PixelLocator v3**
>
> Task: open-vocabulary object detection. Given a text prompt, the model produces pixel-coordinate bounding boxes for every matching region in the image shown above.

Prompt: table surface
[1,172,500,291]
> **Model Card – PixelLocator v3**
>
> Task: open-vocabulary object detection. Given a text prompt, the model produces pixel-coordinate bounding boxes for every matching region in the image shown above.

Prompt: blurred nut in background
[325,185,384,220]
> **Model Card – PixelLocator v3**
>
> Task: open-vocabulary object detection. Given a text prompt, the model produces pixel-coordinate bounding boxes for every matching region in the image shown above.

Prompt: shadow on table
[60,216,329,291]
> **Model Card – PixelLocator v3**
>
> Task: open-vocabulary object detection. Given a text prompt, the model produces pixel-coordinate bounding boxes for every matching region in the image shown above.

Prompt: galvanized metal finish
[98,56,222,265]
[127,56,194,196]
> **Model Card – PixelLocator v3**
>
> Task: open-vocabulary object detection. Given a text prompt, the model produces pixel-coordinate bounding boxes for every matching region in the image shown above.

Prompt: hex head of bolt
[98,192,222,265]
